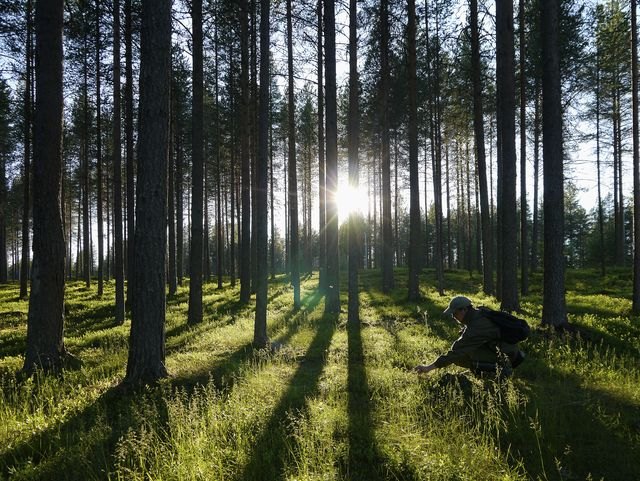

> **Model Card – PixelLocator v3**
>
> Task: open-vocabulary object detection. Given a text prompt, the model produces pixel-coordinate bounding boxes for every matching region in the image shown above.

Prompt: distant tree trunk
[632,0,640,314]
[113,0,125,323]
[0,87,6,283]
[496,0,519,312]
[250,0,258,295]
[215,21,223,290]
[168,96,177,297]
[318,0,326,290]
[229,54,236,287]
[407,0,421,301]
[188,0,204,325]
[176,117,184,286]
[286,0,300,310]
[96,0,104,297]
[23,0,67,374]
[254,0,270,348]
[348,0,360,322]
[324,0,340,313]
[470,0,493,295]
[239,0,251,304]
[540,0,567,328]
[125,0,135,306]
[124,0,171,386]
[595,51,605,278]
[380,0,394,292]
[82,23,91,289]
[530,83,540,273]
[518,0,528,296]
[270,110,275,280]
[20,0,33,298]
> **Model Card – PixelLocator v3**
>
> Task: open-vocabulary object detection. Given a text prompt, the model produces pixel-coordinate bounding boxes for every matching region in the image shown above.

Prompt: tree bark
[324,0,340,313]
[20,0,33,298]
[348,0,360,321]
[496,0,519,312]
[632,0,640,314]
[519,0,528,296]
[380,0,394,292]
[95,0,104,297]
[188,0,204,324]
[23,0,67,374]
[124,0,171,386]
[286,0,300,310]
[407,0,421,302]
[239,0,251,304]
[113,0,125,323]
[254,0,270,348]
[125,0,135,306]
[471,0,493,295]
[318,0,326,291]
[541,0,567,328]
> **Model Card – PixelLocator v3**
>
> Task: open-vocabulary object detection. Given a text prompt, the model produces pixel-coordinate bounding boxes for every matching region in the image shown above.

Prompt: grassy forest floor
[0,268,639,481]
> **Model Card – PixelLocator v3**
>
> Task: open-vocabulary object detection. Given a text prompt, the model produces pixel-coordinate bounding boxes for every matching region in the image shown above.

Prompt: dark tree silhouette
[407,0,421,302]
[23,0,68,374]
[348,0,360,321]
[188,0,204,325]
[113,0,125,323]
[541,0,567,328]
[324,0,340,313]
[124,0,171,386]
[254,0,270,348]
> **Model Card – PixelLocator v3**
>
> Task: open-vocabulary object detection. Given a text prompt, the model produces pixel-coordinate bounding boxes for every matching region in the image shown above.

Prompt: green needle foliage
[0,269,639,480]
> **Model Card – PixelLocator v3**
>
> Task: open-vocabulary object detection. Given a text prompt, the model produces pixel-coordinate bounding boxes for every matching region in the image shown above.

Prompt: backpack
[479,307,530,344]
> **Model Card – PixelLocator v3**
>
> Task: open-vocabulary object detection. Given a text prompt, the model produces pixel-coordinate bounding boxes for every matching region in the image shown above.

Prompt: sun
[335,183,369,224]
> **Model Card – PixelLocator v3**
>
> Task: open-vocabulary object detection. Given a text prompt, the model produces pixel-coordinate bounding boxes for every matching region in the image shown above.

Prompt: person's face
[452,307,467,323]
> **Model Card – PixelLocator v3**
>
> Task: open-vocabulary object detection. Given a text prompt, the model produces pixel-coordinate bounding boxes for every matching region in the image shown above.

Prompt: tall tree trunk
[518,0,528,296]
[20,0,33,297]
[125,0,135,306]
[318,0,326,290]
[113,0,125,323]
[324,0,340,313]
[254,0,270,348]
[348,0,360,321]
[286,0,300,310]
[540,0,567,328]
[497,0,519,311]
[168,95,177,296]
[82,22,91,289]
[239,0,251,304]
[380,0,394,292]
[215,16,223,290]
[632,0,640,314]
[125,0,171,386]
[530,83,540,273]
[23,0,67,374]
[407,0,421,301]
[188,0,204,324]
[96,0,104,297]
[229,54,236,287]
[471,0,493,294]
[176,123,184,286]
[270,108,275,280]
[596,50,605,278]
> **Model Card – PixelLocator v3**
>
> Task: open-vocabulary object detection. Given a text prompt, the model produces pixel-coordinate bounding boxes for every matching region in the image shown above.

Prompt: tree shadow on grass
[0,382,171,481]
[238,313,337,481]
[502,363,640,481]
[342,320,386,481]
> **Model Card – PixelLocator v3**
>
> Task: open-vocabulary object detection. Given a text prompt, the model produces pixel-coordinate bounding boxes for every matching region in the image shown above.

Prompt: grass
[0,268,639,480]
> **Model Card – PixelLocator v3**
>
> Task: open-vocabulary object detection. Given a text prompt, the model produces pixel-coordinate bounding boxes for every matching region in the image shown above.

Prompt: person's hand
[414,364,436,374]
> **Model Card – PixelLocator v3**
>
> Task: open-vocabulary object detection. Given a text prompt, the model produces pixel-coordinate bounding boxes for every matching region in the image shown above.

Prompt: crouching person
[415,296,525,378]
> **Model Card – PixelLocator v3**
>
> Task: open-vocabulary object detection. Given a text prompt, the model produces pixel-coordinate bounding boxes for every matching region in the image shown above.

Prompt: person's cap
[443,296,472,316]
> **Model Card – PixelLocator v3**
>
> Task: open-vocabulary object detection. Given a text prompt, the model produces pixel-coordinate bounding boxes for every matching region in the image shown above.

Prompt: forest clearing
[1,269,638,481]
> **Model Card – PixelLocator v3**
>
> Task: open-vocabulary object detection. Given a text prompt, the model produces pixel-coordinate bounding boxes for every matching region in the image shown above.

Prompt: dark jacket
[433,308,519,369]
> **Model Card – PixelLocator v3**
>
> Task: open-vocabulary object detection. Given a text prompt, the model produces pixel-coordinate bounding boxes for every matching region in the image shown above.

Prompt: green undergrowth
[0,268,639,480]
